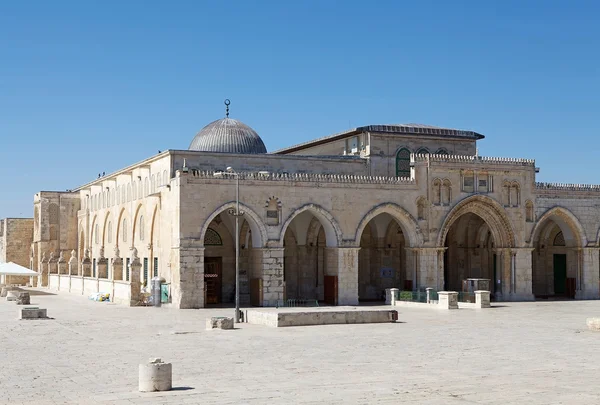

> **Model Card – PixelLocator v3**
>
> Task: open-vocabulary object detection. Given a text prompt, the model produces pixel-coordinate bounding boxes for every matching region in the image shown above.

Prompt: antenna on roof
[224,99,230,118]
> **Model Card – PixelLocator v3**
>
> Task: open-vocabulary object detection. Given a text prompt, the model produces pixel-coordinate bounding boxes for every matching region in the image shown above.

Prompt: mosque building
[25,102,600,308]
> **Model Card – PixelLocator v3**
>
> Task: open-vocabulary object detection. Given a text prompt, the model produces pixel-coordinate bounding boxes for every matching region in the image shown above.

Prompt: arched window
[127,184,132,202]
[133,182,137,200]
[525,201,534,223]
[139,215,145,241]
[511,182,520,207]
[138,181,143,198]
[116,188,120,205]
[107,221,112,244]
[417,197,427,220]
[95,223,99,245]
[436,148,449,155]
[163,170,168,186]
[151,174,155,194]
[395,148,411,178]
[144,178,149,197]
[554,231,565,246]
[442,179,452,205]
[122,218,128,243]
[416,147,429,155]
[432,179,442,205]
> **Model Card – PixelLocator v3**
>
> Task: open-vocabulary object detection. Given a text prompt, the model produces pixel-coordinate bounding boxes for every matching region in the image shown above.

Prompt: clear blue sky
[1,0,598,218]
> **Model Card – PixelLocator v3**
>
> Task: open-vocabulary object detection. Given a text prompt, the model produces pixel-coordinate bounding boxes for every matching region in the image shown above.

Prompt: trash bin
[151,277,165,307]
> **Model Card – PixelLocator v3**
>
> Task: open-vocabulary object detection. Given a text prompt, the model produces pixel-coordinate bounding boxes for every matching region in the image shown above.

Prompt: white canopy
[0,262,39,276]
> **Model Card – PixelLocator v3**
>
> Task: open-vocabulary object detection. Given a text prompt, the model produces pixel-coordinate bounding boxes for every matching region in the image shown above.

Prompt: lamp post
[214,167,244,323]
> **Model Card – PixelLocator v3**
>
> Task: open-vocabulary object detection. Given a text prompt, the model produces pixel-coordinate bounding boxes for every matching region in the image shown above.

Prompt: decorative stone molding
[536,182,600,191]
[437,195,516,248]
[189,170,415,184]
[413,153,535,166]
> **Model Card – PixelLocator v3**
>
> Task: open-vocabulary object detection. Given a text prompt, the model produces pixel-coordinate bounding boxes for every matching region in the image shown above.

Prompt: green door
[553,254,567,295]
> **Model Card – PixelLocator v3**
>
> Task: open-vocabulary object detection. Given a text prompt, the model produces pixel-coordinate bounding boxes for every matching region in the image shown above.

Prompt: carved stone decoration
[114,246,120,258]
[131,247,139,260]
[84,248,90,259]
[58,250,65,263]
[265,196,282,226]
[49,251,55,262]
[41,252,47,263]
[99,246,105,258]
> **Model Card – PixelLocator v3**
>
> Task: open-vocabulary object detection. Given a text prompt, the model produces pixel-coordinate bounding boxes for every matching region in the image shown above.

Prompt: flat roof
[271,123,485,155]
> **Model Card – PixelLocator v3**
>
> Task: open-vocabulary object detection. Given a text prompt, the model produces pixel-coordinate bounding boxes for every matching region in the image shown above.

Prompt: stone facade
[0,218,34,284]
[24,121,600,308]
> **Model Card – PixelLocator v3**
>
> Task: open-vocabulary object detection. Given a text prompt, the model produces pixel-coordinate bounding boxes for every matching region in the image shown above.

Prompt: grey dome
[189,118,267,154]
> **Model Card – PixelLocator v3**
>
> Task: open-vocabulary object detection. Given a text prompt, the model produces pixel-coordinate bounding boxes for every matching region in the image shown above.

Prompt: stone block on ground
[206,316,234,330]
[586,318,600,331]
[16,292,30,305]
[139,358,172,392]
[438,291,459,310]
[1,286,19,298]
[6,291,19,301]
[19,307,48,320]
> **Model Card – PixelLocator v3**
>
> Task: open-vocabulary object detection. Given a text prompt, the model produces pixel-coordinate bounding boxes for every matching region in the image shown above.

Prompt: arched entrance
[443,213,497,292]
[439,196,515,297]
[199,202,268,307]
[358,214,407,301]
[530,208,585,299]
[354,204,422,301]
[280,205,341,303]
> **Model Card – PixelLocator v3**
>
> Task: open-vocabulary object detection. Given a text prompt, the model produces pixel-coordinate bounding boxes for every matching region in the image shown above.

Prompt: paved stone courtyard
[1,290,599,404]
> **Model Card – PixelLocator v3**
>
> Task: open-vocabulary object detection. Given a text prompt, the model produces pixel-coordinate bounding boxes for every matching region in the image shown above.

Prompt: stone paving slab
[0,288,600,404]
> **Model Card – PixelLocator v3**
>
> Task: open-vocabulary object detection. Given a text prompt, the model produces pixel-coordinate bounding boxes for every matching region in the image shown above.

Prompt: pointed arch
[102,212,113,246]
[89,215,98,247]
[279,204,342,247]
[200,202,268,248]
[131,203,144,248]
[528,206,587,248]
[115,207,129,247]
[437,195,516,248]
[354,203,423,247]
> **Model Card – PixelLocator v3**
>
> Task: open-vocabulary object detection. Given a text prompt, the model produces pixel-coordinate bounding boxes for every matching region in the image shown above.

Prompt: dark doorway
[553,254,567,296]
[204,257,222,305]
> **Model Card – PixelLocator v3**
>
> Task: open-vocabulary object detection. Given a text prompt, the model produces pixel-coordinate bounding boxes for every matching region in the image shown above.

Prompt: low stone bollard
[586,318,600,331]
[438,291,459,309]
[139,358,172,392]
[19,307,47,320]
[385,288,398,305]
[206,316,234,330]
[16,292,30,305]
[475,291,491,308]
[389,288,398,306]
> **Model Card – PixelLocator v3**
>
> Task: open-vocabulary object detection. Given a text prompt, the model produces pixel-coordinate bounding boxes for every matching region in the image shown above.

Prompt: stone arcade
[26,110,600,308]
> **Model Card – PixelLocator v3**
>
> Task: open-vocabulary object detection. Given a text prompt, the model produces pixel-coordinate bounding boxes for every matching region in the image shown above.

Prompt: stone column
[513,248,534,300]
[112,247,123,281]
[57,251,67,275]
[577,248,599,300]
[494,249,511,301]
[336,247,360,306]
[68,250,78,275]
[170,240,204,309]
[129,248,142,305]
[48,252,58,275]
[81,249,92,277]
[39,252,49,287]
[260,248,284,307]
[97,258,108,279]
[413,248,446,291]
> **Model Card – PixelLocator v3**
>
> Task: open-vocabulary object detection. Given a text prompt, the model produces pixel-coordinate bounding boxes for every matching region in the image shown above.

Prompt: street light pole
[234,172,240,323]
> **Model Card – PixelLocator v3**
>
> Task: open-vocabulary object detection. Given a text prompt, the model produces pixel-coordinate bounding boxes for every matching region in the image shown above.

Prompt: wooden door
[204,257,222,304]
[553,254,567,296]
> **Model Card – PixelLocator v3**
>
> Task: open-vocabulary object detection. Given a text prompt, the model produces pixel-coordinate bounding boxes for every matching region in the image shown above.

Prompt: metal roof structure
[189,118,267,154]
[272,123,485,155]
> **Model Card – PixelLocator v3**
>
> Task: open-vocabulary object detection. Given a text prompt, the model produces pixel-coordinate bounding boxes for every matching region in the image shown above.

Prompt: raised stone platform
[246,307,398,327]
[19,307,48,320]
